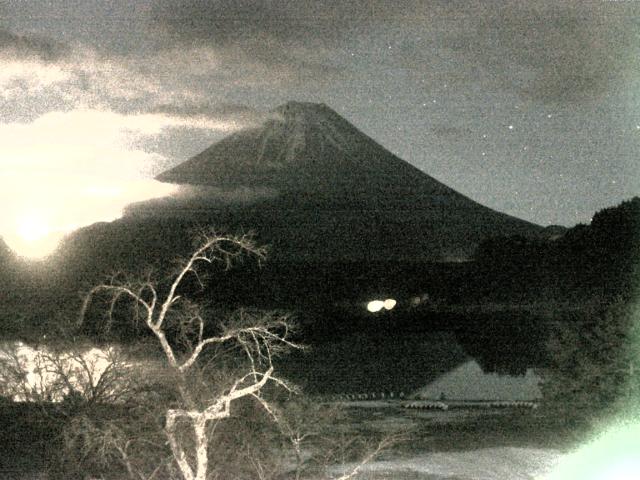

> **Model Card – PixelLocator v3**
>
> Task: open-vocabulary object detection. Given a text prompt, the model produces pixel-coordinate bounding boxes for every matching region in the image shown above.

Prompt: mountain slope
[157,102,455,201]
[150,101,541,262]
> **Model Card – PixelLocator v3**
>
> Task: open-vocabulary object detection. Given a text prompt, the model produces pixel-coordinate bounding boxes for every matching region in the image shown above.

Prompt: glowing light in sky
[0,108,197,258]
[0,59,72,92]
[16,212,51,243]
[383,299,397,310]
[1,173,177,258]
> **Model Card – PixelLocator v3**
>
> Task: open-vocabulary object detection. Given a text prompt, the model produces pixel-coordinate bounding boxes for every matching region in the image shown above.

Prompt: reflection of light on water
[541,420,640,480]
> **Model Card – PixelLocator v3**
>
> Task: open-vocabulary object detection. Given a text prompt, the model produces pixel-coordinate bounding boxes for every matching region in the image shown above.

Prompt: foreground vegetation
[1,231,397,480]
[1,197,638,479]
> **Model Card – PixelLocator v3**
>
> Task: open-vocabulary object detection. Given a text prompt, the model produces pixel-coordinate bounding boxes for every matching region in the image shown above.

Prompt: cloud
[0,26,277,257]
[0,57,72,94]
[147,101,275,129]
[434,2,639,104]
[0,108,190,257]
[0,108,243,177]
[4,2,636,106]
[0,39,162,122]
[342,1,639,105]
[0,30,76,106]
[0,30,267,128]
[150,0,367,45]
[148,0,387,85]
[0,28,69,61]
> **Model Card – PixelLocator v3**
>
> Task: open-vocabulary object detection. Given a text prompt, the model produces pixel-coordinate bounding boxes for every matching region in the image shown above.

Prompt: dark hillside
[471,197,640,302]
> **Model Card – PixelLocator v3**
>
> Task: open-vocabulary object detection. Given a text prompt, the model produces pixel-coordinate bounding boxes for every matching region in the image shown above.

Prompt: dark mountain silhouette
[143,101,543,262]
[0,237,14,264]
[157,101,464,198]
[0,237,19,285]
[35,99,547,307]
[2,104,577,392]
[471,197,640,301]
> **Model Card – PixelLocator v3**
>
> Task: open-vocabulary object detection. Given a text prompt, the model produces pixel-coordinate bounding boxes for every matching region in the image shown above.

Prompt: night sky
[1,0,639,255]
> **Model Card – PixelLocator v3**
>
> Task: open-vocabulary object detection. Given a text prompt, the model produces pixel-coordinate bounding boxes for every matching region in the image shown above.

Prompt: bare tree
[0,339,133,407]
[0,338,149,479]
[0,343,48,402]
[80,231,300,480]
[248,396,405,480]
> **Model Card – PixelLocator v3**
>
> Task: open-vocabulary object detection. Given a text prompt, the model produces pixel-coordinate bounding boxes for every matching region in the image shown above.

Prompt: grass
[332,401,584,454]
[0,399,585,480]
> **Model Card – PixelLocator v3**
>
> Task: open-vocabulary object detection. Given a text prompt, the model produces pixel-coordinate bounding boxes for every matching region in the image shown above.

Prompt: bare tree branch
[71,232,303,480]
[332,435,402,480]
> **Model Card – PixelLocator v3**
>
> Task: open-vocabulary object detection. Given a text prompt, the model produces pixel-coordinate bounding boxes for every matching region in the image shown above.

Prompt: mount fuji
[145,101,541,262]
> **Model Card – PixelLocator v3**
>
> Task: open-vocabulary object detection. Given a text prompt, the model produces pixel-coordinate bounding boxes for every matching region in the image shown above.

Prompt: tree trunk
[193,415,209,480]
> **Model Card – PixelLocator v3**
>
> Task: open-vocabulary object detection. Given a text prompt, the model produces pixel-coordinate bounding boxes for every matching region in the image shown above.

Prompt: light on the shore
[367,300,385,313]
[366,298,397,313]
[383,299,397,310]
